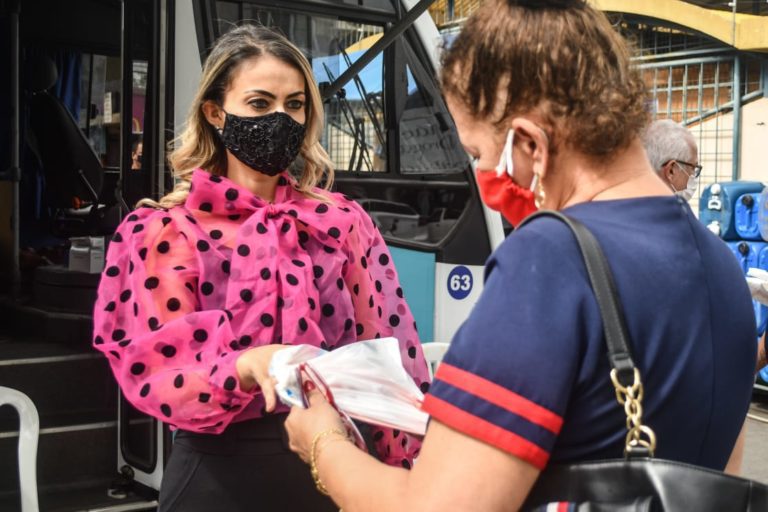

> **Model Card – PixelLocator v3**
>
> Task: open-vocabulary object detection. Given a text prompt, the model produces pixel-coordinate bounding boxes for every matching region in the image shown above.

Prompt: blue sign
[447,266,473,300]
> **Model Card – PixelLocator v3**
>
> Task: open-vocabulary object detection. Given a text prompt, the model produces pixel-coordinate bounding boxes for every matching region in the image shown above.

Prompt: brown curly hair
[440,0,649,157]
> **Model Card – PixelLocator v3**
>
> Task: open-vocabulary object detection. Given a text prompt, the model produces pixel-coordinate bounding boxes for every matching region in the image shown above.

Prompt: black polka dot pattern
[93,170,426,465]
[167,298,181,311]
[161,345,177,358]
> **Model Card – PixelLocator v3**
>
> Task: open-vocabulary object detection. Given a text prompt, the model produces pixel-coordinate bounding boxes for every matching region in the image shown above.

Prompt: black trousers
[158,414,339,512]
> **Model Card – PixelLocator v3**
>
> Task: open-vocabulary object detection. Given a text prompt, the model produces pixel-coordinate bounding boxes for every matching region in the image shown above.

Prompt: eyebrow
[244,89,306,99]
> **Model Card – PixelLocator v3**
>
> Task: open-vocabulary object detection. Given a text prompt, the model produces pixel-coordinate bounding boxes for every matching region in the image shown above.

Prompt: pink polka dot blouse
[93,169,430,467]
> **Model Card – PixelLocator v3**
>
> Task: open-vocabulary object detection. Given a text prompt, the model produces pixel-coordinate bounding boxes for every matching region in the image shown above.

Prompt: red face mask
[474,130,538,226]
[475,170,537,226]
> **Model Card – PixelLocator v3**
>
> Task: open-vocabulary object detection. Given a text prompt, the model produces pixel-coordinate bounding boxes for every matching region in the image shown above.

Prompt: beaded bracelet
[310,428,349,495]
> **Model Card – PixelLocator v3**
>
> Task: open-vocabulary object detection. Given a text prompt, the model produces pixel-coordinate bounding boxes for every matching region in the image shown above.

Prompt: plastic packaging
[269,338,429,436]
[747,267,768,307]
[759,189,768,242]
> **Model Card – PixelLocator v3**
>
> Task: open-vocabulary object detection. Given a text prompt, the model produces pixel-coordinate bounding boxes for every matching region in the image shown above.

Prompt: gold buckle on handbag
[610,367,657,457]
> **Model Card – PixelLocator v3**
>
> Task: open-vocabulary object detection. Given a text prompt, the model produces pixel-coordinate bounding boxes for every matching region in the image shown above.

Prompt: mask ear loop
[495,130,515,178]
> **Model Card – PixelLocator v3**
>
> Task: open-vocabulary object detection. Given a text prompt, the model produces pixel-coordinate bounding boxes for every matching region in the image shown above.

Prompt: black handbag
[517,210,768,512]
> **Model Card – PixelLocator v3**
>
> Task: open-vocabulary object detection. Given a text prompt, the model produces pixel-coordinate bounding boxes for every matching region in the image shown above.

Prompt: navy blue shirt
[423,196,755,470]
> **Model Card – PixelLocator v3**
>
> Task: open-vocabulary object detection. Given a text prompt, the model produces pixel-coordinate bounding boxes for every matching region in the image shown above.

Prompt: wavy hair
[140,25,334,208]
[440,0,649,157]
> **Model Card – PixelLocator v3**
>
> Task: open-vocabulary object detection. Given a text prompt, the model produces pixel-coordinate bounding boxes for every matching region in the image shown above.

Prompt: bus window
[337,33,486,260]
[122,0,156,207]
[214,4,387,173]
[356,36,473,246]
[400,43,466,176]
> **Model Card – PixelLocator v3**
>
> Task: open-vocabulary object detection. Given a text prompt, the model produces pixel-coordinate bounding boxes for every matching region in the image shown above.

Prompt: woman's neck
[547,137,672,210]
[225,153,281,203]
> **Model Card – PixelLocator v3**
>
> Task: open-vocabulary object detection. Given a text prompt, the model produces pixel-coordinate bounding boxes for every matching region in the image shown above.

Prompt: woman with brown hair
[92,25,429,511]
[282,1,756,510]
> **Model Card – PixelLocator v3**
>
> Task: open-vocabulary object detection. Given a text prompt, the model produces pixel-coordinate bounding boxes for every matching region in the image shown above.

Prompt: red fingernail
[303,381,316,393]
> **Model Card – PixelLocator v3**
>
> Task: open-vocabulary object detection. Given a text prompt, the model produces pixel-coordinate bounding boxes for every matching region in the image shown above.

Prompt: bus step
[0,294,93,347]
[0,477,157,512]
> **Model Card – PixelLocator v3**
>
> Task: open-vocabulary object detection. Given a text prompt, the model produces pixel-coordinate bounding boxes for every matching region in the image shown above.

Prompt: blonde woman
[93,25,429,512]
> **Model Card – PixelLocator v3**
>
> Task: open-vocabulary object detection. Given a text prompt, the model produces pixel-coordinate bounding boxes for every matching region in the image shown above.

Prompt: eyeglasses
[666,159,702,178]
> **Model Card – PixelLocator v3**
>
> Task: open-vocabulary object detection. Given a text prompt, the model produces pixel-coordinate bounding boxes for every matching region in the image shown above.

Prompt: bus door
[116,0,175,496]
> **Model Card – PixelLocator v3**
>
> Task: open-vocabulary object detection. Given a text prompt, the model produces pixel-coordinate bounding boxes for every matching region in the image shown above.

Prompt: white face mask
[671,163,699,201]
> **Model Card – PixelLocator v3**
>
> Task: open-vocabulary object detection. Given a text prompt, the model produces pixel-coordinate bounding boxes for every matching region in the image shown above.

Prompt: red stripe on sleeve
[422,394,550,470]
[434,363,563,434]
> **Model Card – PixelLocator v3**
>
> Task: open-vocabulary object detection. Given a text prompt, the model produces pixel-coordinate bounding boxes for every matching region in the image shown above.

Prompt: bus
[0,0,503,509]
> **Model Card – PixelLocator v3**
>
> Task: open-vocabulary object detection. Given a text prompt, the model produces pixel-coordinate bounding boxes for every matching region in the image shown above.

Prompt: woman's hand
[285,390,347,462]
[235,344,290,411]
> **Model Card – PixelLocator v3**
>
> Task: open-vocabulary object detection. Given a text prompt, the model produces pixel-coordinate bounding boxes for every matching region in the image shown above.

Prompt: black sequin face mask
[218,111,306,176]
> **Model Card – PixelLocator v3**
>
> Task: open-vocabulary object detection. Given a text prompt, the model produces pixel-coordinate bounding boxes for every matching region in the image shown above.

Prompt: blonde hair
[141,25,334,208]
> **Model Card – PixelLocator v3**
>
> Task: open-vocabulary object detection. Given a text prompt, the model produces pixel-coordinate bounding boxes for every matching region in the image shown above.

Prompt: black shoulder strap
[517,210,636,386]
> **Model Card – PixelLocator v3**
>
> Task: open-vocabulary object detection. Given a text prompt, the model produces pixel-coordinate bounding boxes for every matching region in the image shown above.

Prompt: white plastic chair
[0,386,40,512]
[422,342,450,380]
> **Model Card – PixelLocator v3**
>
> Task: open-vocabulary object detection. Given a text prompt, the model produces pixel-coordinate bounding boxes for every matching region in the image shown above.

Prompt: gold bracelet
[310,428,348,495]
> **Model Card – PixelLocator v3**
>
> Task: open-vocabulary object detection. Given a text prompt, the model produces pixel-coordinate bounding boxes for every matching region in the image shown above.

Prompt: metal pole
[321,0,435,101]
[10,0,21,295]
[732,55,742,180]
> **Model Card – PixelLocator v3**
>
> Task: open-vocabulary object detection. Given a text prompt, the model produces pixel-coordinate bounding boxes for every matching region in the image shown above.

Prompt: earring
[534,173,546,208]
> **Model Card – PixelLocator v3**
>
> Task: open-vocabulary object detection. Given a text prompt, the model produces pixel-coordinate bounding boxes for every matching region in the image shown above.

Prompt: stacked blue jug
[700,181,768,383]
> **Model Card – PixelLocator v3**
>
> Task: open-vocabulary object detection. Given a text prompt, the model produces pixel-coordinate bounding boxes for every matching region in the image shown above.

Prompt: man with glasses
[642,119,702,201]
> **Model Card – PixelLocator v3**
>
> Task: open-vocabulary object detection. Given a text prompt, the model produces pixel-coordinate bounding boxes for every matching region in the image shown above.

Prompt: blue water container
[760,244,768,270]
[699,181,765,240]
[759,189,768,242]
[734,193,763,240]
[726,241,767,273]
[759,364,768,386]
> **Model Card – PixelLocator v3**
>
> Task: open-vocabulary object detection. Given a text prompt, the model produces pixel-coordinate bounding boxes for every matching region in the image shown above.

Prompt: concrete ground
[742,396,768,484]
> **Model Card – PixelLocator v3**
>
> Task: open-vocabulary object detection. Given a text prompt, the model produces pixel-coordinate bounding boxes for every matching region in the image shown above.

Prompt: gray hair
[642,119,696,172]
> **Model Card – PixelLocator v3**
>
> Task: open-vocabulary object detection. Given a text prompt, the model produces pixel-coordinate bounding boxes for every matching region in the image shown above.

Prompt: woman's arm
[286,393,540,512]
[756,333,767,373]
[725,419,747,476]
[93,209,266,432]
